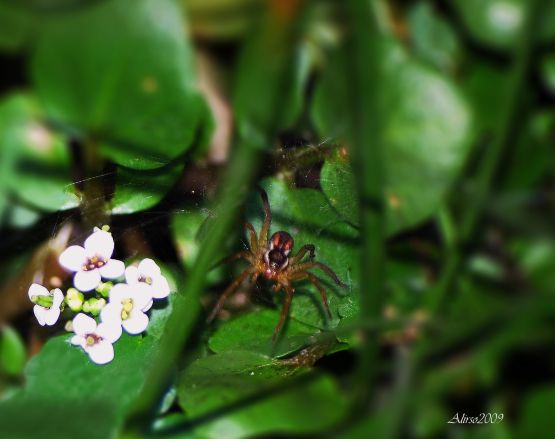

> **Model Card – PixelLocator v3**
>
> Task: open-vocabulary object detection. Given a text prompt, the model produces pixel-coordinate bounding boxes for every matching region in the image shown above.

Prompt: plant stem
[125,0,307,430]
[127,143,261,424]
[345,0,386,413]
[428,0,541,314]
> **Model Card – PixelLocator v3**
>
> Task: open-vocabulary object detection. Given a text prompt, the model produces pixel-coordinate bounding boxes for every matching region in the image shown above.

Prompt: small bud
[83,298,106,316]
[65,288,84,312]
[101,225,110,232]
[96,282,113,298]
[31,294,54,308]
[64,320,74,332]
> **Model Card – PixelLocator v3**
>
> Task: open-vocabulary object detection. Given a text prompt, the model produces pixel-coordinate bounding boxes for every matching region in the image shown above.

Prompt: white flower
[125,258,171,310]
[59,229,125,292]
[70,313,122,365]
[100,283,152,335]
[28,283,64,326]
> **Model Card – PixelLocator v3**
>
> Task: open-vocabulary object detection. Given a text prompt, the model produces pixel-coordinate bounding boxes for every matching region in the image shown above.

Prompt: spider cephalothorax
[264,231,294,278]
[208,189,347,340]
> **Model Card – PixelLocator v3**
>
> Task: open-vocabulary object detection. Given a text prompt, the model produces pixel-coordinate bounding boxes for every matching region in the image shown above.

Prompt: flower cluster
[28,227,171,365]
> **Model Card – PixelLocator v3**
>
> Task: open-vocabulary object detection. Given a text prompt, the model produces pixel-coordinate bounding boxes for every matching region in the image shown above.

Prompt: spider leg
[258,188,272,249]
[273,285,293,341]
[288,244,315,265]
[211,250,253,270]
[244,221,258,254]
[207,267,254,322]
[289,261,347,288]
[290,270,332,318]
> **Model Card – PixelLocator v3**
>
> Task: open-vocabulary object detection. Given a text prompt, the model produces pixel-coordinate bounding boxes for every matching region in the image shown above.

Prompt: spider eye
[267,248,288,270]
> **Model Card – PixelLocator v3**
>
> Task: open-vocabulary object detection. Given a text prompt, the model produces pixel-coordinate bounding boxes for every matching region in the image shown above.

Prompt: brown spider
[207,189,347,340]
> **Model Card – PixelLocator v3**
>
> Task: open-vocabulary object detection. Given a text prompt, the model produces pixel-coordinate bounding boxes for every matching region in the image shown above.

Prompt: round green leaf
[0,326,26,377]
[110,161,184,215]
[541,54,555,95]
[452,0,555,50]
[208,309,317,357]
[30,0,209,169]
[313,40,474,235]
[517,386,555,439]
[407,2,461,72]
[0,3,33,51]
[172,207,224,284]
[461,63,510,136]
[0,94,78,213]
[177,351,348,438]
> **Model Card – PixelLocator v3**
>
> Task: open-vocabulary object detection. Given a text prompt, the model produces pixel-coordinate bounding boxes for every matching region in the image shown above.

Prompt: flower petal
[72,313,97,335]
[99,259,125,279]
[151,275,171,299]
[87,341,114,365]
[43,307,61,326]
[142,299,153,312]
[84,230,114,259]
[100,302,122,325]
[59,245,87,272]
[52,288,64,308]
[108,283,131,303]
[70,335,85,347]
[132,283,153,310]
[74,269,101,292]
[33,305,47,326]
[122,311,149,335]
[97,321,122,344]
[28,283,49,301]
[125,266,140,284]
[138,258,161,277]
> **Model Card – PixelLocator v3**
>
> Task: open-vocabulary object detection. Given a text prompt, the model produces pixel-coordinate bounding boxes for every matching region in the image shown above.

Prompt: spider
[207,188,347,340]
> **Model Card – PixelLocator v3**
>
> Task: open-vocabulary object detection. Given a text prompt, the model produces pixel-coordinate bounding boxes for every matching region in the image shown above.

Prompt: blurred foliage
[0,0,553,438]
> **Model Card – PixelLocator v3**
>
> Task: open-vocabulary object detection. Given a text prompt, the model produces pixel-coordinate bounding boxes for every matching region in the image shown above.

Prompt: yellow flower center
[85,334,102,346]
[121,298,134,320]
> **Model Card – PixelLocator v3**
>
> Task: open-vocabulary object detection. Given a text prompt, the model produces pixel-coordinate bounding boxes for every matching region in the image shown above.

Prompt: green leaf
[461,63,510,135]
[233,1,308,143]
[6,203,42,229]
[0,3,33,51]
[177,351,348,438]
[0,290,178,438]
[0,94,78,214]
[452,0,555,51]
[0,397,118,439]
[247,179,359,328]
[502,112,555,190]
[30,0,209,169]
[313,40,474,235]
[517,385,555,439]
[171,208,224,284]
[0,326,26,377]
[407,2,461,73]
[110,161,184,215]
[208,309,317,357]
[185,0,265,40]
[541,54,555,95]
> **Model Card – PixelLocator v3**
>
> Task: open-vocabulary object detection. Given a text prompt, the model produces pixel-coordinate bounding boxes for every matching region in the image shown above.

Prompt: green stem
[428,0,541,314]
[125,0,307,430]
[345,0,386,413]
[126,143,261,425]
